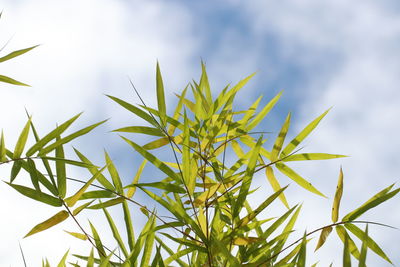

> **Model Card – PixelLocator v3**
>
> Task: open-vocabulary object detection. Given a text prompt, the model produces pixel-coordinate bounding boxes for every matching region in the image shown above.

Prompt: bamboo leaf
[246,91,282,131]
[65,166,107,207]
[0,74,30,86]
[38,119,107,156]
[276,163,326,197]
[26,113,82,156]
[64,230,87,240]
[72,200,95,216]
[343,233,352,267]
[266,166,289,208]
[57,249,69,267]
[315,226,332,251]
[283,153,347,161]
[13,118,31,159]
[0,45,38,63]
[24,210,69,237]
[89,222,106,259]
[297,232,307,267]
[113,126,164,136]
[121,136,181,182]
[342,184,399,221]
[336,225,360,259]
[104,151,123,194]
[125,182,185,194]
[27,158,40,191]
[88,197,125,209]
[7,183,62,206]
[55,136,67,198]
[272,113,291,161]
[127,159,147,198]
[358,225,368,267]
[332,167,344,223]
[103,208,128,257]
[156,62,167,126]
[281,109,330,157]
[106,95,157,126]
[345,223,392,264]
[0,130,6,162]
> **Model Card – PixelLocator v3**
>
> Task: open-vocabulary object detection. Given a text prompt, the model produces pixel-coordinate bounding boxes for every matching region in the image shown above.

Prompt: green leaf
[72,200,95,216]
[127,159,147,198]
[336,225,360,259]
[13,118,31,159]
[343,233,352,267]
[281,109,330,157]
[342,184,399,221]
[65,166,107,207]
[266,166,289,208]
[0,74,30,86]
[121,136,181,182]
[0,45,38,63]
[297,232,307,267]
[0,130,6,162]
[55,136,67,198]
[103,208,128,257]
[38,119,107,156]
[345,223,392,264]
[156,62,167,126]
[24,210,69,237]
[125,182,185,194]
[27,158,40,191]
[246,91,282,131]
[89,222,106,259]
[140,213,156,267]
[358,225,368,267]
[7,183,62,206]
[271,113,291,161]
[332,167,344,223]
[315,226,332,251]
[106,95,157,126]
[88,197,125,209]
[64,230,87,240]
[26,113,82,156]
[275,163,326,197]
[113,126,164,136]
[283,153,347,161]
[57,249,69,267]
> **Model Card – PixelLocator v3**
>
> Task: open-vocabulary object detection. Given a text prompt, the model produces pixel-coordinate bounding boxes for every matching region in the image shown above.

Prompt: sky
[0,0,399,266]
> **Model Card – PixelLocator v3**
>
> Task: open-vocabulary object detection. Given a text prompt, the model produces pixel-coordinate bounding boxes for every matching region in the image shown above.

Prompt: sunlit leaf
[24,210,69,237]
[246,91,282,131]
[343,233,352,267]
[283,153,347,161]
[0,74,29,86]
[7,183,62,206]
[64,230,87,240]
[315,226,332,251]
[156,62,167,126]
[0,130,6,162]
[276,163,326,197]
[272,113,291,161]
[13,118,31,159]
[88,197,125,209]
[127,159,147,198]
[336,225,360,259]
[113,126,164,136]
[0,45,38,63]
[332,167,344,223]
[125,182,185,194]
[103,208,128,257]
[55,135,66,198]
[266,166,289,208]
[359,225,368,267]
[281,109,330,157]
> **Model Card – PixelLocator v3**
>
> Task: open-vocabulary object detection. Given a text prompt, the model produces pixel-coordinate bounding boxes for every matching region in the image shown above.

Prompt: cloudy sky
[1,0,399,266]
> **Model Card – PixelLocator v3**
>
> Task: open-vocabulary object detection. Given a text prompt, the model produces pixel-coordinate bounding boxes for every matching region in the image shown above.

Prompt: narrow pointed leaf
[55,136,67,198]
[26,113,82,156]
[0,45,38,63]
[0,130,6,162]
[276,163,326,197]
[7,183,62,206]
[38,119,107,156]
[64,231,87,240]
[343,234,352,267]
[315,226,333,251]
[281,109,330,157]
[103,208,128,257]
[358,225,368,267]
[0,75,29,86]
[266,166,289,208]
[272,113,291,161]
[13,118,31,159]
[332,167,344,223]
[246,91,282,131]
[113,126,164,136]
[156,62,167,126]
[104,151,123,193]
[24,210,69,237]
[283,153,347,161]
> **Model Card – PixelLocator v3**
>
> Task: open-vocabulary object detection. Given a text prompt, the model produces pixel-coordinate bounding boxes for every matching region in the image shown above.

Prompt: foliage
[1,28,398,266]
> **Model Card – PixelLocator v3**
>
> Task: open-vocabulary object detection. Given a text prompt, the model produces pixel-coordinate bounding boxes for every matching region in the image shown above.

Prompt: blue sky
[0,0,399,265]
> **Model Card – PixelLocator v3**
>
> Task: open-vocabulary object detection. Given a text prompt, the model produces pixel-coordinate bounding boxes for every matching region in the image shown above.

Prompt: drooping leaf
[315,226,333,251]
[7,183,62,206]
[332,167,344,223]
[126,159,147,198]
[266,166,289,208]
[336,225,360,259]
[276,163,326,197]
[24,210,69,237]
[27,158,40,191]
